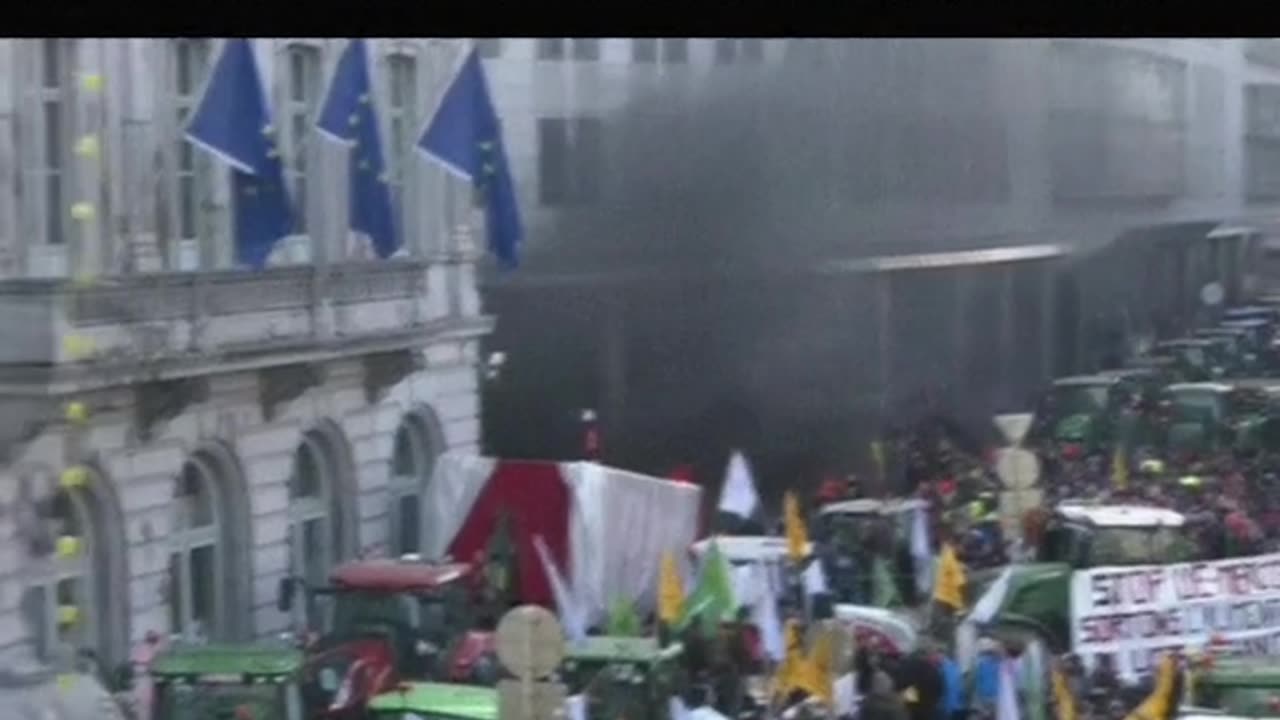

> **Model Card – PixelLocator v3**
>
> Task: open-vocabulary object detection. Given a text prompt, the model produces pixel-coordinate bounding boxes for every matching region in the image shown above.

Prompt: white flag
[834,673,859,718]
[753,566,786,662]
[996,659,1021,720]
[532,535,587,644]
[717,450,760,519]
[669,696,692,720]
[909,505,934,595]
[969,566,1014,626]
[803,559,829,596]
[564,694,587,720]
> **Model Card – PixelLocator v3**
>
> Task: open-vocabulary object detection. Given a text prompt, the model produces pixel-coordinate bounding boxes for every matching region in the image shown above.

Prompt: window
[1049,41,1186,200]
[475,38,502,59]
[385,53,418,236]
[172,39,214,247]
[284,44,322,234]
[39,39,72,246]
[289,432,336,625]
[662,38,688,64]
[168,461,220,641]
[741,38,765,63]
[537,38,565,61]
[571,38,600,62]
[715,39,737,64]
[538,116,603,206]
[23,487,95,665]
[389,417,438,556]
[632,38,657,64]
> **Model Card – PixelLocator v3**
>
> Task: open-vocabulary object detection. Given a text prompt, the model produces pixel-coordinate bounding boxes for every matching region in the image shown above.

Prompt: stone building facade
[0,38,488,669]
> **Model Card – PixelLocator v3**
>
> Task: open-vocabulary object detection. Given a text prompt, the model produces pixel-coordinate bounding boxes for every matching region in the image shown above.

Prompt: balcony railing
[0,260,488,374]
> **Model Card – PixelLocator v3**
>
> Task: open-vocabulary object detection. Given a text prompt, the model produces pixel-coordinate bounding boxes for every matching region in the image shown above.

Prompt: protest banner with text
[1070,552,1280,679]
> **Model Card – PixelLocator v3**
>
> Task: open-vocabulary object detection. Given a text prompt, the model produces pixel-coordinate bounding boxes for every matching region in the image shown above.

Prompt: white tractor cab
[956,501,1191,678]
[689,536,811,612]
[816,498,931,605]
[816,498,929,543]
[689,536,811,566]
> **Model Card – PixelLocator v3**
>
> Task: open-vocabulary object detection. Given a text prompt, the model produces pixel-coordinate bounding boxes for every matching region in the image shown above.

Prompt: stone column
[0,40,19,278]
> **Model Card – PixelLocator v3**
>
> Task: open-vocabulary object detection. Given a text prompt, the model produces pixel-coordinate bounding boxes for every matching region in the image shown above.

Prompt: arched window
[388,411,443,557]
[289,432,335,593]
[23,486,95,666]
[167,457,221,641]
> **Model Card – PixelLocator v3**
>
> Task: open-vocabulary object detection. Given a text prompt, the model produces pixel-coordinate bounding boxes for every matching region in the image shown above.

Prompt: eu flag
[417,46,522,269]
[184,39,295,269]
[316,39,398,259]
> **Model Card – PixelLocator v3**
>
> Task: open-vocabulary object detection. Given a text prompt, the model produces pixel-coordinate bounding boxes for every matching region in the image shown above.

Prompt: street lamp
[581,408,599,461]
[484,351,506,382]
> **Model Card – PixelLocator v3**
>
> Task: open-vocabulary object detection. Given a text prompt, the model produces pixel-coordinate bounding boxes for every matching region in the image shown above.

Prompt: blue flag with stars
[184,38,295,269]
[316,39,398,259]
[417,46,522,269]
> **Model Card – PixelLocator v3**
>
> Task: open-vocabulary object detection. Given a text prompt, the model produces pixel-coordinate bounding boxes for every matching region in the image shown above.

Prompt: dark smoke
[485,40,1079,483]
[519,39,1016,275]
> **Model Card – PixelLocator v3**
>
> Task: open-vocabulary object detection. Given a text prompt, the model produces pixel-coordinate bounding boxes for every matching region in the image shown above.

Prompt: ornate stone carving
[362,350,421,405]
[133,378,210,444]
[258,363,326,422]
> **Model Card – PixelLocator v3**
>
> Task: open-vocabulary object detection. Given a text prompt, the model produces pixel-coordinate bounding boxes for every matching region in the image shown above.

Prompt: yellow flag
[1123,654,1177,720]
[932,542,967,610]
[658,550,684,624]
[870,440,885,483]
[773,619,810,698]
[1112,447,1129,489]
[784,491,809,563]
[800,627,834,705]
[1052,664,1077,720]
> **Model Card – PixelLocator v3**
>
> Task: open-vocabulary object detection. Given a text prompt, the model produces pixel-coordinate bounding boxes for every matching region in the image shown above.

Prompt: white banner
[1071,552,1280,679]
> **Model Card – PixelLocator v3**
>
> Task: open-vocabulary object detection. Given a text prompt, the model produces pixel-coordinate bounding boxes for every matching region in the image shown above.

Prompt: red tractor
[278,556,502,718]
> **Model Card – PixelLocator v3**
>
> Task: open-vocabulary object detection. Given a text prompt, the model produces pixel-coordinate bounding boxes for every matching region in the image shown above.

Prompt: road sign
[497,680,567,720]
[495,605,565,680]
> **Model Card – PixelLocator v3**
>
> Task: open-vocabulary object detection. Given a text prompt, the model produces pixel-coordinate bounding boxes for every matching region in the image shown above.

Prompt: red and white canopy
[421,453,703,625]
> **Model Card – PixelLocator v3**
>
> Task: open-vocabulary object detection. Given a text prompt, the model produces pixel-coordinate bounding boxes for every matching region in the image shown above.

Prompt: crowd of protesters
[794,413,1280,720]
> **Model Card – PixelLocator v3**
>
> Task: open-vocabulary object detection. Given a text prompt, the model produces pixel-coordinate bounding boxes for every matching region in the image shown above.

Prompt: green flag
[606,598,642,637]
[871,556,902,608]
[676,541,736,634]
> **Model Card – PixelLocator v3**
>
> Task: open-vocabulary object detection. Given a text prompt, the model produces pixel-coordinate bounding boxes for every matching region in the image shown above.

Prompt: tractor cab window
[1090,525,1196,566]
[155,680,289,720]
[328,590,419,637]
[1039,522,1089,566]
[1051,385,1110,416]
[1169,391,1224,425]
[1228,388,1270,417]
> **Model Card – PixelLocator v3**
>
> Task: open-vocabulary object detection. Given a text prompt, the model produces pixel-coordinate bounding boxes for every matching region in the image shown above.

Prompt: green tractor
[1185,657,1280,718]
[961,502,1196,666]
[366,681,497,720]
[559,636,687,720]
[1194,326,1261,375]
[150,644,306,720]
[1159,380,1280,455]
[1027,373,1148,453]
[1148,338,1234,382]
